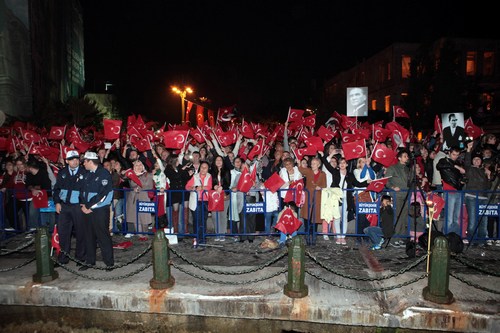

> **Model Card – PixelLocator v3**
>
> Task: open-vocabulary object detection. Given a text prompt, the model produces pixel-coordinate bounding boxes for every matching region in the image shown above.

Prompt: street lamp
[171,86,193,124]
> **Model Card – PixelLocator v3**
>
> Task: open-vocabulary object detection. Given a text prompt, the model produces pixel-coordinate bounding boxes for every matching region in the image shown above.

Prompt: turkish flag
[341,115,357,130]
[237,165,257,193]
[365,177,390,193]
[163,130,188,149]
[372,125,391,142]
[317,125,335,142]
[287,108,304,123]
[207,109,215,127]
[125,168,143,187]
[275,207,302,235]
[284,179,304,204]
[217,105,236,122]
[342,139,366,161]
[371,143,396,167]
[135,114,146,131]
[464,119,483,139]
[0,137,8,151]
[352,127,371,140]
[22,129,41,143]
[208,190,225,211]
[428,193,445,220]
[303,114,316,127]
[103,119,122,140]
[304,136,323,152]
[240,119,255,139]
[190,127,206,143]
[341,132,364,143]
[0,127,11,136]
[434,115,442,134]
[264,172,286,193]
[48,126,66,140]
[217,129,237,147]
[51,224,61,256]
[127,115,136,128]
[393,105,410,118]
[196,105,205,127]
[186,101,193,119]
[367,213,379,227]
[132,137,151,152]
[32,190,49,208]
[247,139,265,160]
[293,146,317,161]
[386,122,410,149]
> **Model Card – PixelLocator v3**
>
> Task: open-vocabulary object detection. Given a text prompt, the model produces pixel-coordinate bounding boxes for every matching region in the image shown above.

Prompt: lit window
[402,55,411,78]
[384,96,390,113]
[483,51,494,76]
[466,51,477,76]
[371,100,377,111]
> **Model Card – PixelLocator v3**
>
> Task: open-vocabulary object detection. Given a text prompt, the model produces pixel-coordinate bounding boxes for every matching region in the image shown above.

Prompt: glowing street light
[171,86,193,124]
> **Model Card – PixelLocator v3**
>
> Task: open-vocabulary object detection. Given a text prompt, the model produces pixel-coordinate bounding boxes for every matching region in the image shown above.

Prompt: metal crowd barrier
[1,187,499,243]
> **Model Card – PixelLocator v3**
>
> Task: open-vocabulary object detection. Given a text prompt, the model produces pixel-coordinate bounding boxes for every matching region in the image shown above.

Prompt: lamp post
[172,86,193,124]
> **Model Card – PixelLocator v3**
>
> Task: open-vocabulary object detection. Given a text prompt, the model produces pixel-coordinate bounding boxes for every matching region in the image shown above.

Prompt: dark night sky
[81,0,496,124]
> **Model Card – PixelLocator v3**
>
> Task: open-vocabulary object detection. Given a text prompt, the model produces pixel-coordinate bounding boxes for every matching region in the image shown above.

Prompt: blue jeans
[445,192,462,236]
[264,211,279,234]
[465,196,487,243]
[364,226,383,245]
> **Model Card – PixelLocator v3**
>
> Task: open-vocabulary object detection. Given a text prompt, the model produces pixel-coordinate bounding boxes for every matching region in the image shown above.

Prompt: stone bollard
[150,230,175,289]
[33,227,59,283]
[422,236,454,304]
[284,236,308,298]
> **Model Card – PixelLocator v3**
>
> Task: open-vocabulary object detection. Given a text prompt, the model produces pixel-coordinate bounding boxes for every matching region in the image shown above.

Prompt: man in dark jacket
[436,147,466,236]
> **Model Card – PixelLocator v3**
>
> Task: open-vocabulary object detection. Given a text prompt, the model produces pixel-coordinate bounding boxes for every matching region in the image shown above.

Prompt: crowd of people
[1,111,499,267]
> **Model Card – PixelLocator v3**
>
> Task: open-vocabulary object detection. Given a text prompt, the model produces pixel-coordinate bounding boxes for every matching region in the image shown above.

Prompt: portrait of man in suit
[442,112,465,150]
[346,87,368,117]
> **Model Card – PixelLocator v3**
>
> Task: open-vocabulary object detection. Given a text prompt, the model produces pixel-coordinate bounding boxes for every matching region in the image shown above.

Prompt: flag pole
[287,107,291,123]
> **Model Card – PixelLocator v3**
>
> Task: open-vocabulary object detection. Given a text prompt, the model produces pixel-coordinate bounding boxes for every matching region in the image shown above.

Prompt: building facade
[323,38,500,131]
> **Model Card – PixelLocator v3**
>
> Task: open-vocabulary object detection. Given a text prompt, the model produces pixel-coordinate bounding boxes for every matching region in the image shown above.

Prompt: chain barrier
[58,243,152,270]
[305,250,428,281]
[169,245,287,275]
[306,268,428,292]
[171,261,287,285]
[0,237,35,256]
[51,256,153,281]
[0,257,36,272]
[450,271,500,294]
[452,254,500,277]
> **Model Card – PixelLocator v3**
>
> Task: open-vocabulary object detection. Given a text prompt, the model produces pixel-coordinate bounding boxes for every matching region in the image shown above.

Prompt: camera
[464,136,474,144]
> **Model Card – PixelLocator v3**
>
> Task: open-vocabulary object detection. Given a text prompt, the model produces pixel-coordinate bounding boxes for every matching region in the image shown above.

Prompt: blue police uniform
[53,165,87,264]
[81,164,114,268]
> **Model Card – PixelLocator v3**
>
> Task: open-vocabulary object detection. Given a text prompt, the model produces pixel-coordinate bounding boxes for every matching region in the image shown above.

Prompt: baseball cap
[83,151,98,160]
[65,150,80,160]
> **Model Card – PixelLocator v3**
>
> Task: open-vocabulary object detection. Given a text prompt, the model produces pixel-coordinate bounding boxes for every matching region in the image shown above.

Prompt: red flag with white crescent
[124,168,143,187]
[208,190,225,211]
[103,119,122,140]
[342,139,366,161]
[32,189,49,208]
[393,105,410,118]
[275,206,302,234]
[51,225,61,256]
[236,165,256,193]
[364,177,390,193]
[371,143,396,167]
[163,130,188,149]
[287,108,304,123]
[48,126,66,140]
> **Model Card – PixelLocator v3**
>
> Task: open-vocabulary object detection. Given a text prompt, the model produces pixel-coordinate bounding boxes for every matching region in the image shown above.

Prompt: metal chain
[215,244,285,256]
[450,271,500,294]
[306,268,428,292]
[452,255,500,277]
[305,250,428,281]
[169,246,287,275]
[0,238,35,256]
[58,243,152,270]
[0,257,36,272]
[51,257,153,281]
[172,262,287,285]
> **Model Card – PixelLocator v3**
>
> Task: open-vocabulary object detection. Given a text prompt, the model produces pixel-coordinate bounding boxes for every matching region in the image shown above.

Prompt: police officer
[79,151,114,271]
[53,150,86,265]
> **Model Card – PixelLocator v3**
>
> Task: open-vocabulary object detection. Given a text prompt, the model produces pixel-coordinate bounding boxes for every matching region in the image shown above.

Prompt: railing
[1,188,499,243]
